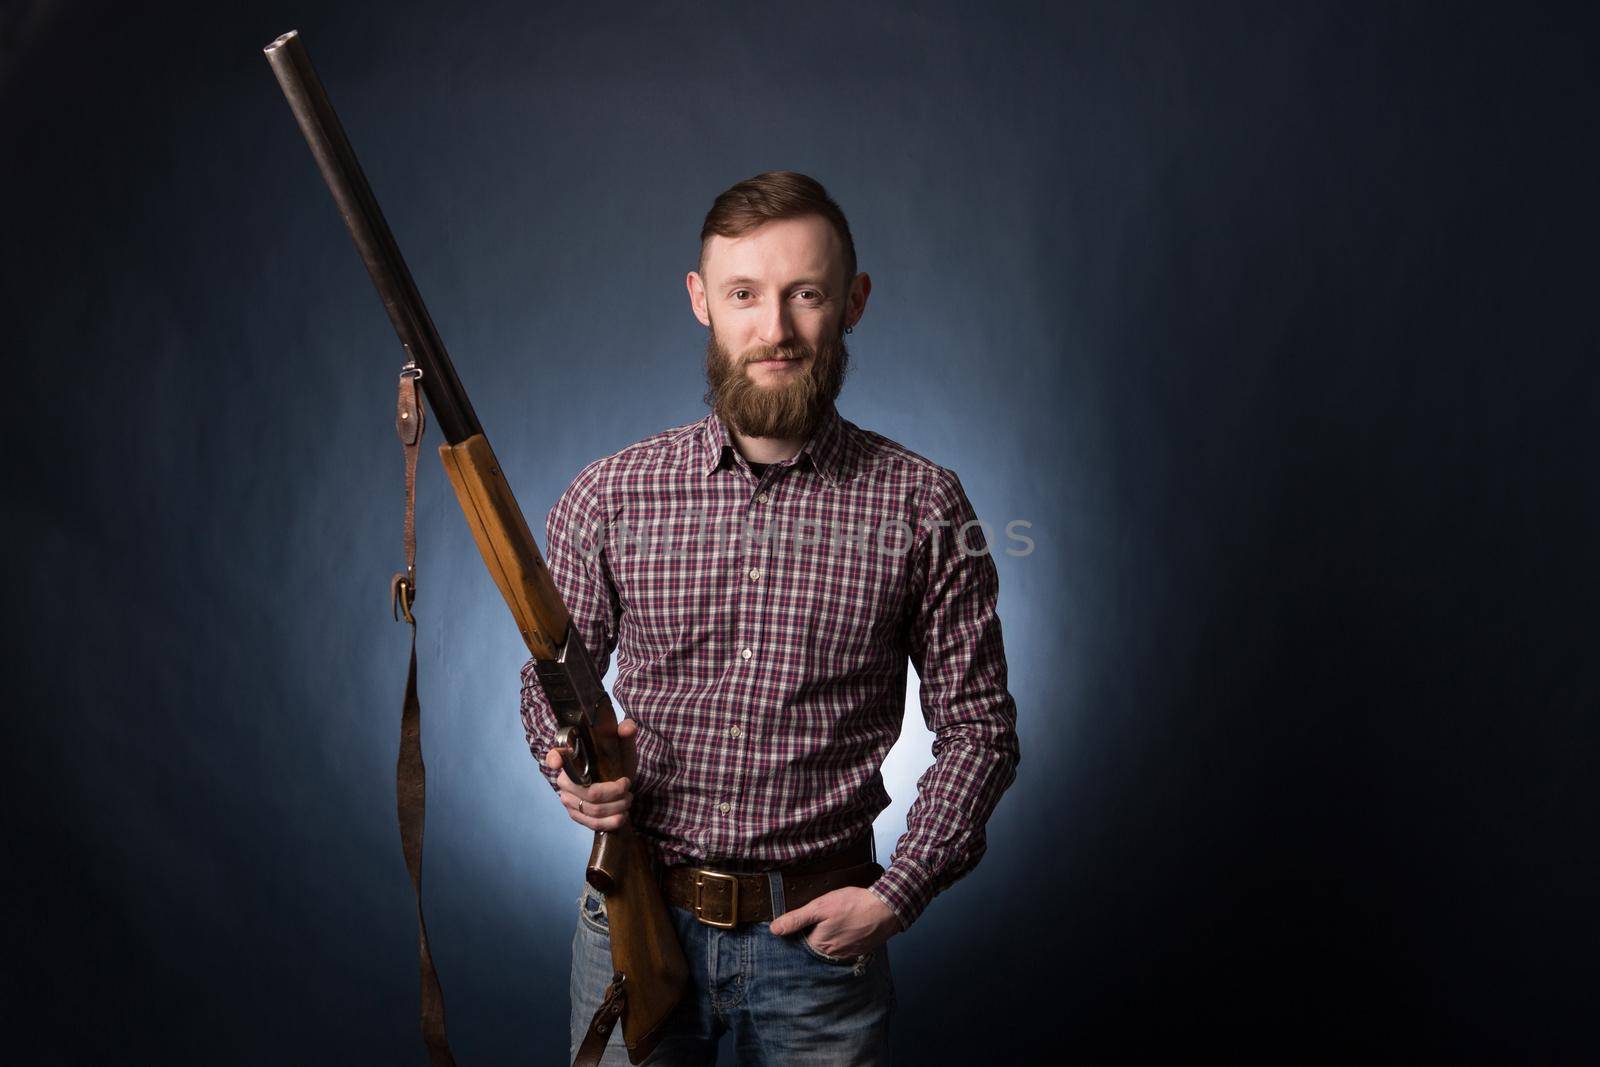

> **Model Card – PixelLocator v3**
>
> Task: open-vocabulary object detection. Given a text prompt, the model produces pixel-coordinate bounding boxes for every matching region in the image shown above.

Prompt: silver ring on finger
[578,800,586,816]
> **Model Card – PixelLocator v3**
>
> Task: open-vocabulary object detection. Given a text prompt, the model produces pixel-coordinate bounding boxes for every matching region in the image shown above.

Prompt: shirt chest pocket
[608,508,740,665]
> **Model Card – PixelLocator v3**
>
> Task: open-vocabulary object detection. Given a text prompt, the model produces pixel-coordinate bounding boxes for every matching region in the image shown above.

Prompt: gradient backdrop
[3,1,1596,1063]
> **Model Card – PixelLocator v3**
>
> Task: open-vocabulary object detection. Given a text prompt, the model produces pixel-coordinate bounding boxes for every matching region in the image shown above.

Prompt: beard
[703,322,850,440]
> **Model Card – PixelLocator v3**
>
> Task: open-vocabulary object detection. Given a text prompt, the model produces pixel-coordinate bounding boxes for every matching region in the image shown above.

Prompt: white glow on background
[874,665,936,865]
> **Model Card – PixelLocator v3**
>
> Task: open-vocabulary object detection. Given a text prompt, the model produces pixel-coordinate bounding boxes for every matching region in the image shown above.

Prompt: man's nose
[754,298,795,348]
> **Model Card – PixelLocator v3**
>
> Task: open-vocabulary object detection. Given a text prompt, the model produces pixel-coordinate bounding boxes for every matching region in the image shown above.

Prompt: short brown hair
[698,171,857,284]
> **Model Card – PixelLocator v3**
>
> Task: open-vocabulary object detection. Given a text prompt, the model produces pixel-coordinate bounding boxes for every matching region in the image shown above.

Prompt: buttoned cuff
[868,856,935,931]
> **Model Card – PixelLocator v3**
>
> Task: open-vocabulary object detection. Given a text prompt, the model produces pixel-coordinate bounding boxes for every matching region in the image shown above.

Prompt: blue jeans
[569,876,894,1065]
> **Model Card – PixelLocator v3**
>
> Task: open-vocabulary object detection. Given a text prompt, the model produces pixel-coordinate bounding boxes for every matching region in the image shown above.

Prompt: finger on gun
[570,793,632,817]
[586,777,631,802]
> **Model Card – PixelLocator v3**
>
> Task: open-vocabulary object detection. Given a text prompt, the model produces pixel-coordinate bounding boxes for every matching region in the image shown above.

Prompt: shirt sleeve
[868,467,1021,929]
[519,462,623,793]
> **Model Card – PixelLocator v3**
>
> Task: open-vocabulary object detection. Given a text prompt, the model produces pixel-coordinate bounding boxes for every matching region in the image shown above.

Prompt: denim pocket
[800,933,868,969]
[578,885,609,936]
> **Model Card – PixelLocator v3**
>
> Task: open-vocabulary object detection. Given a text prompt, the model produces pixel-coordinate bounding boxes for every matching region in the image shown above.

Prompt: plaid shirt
[520,405,1018,928]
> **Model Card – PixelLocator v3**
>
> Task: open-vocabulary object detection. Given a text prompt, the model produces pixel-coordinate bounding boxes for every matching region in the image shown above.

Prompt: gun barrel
[264,29,483,444]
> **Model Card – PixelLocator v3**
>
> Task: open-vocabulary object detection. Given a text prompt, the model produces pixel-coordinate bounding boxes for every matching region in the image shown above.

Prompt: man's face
[688,215,866,440]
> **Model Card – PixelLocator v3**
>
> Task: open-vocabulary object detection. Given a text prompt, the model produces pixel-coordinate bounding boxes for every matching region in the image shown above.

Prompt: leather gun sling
[393,366,458,1067]
[392,367,627,1067]
[572,971,629,1067]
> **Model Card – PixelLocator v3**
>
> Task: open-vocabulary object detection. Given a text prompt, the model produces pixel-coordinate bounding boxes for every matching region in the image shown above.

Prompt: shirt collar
[698,405,846,487]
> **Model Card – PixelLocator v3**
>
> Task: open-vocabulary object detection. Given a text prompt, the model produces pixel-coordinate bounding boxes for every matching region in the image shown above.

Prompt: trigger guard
[554,726,593,786]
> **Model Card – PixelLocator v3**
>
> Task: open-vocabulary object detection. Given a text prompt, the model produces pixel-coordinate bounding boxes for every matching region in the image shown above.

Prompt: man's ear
[846,271,873,329]
[686,271,711,327]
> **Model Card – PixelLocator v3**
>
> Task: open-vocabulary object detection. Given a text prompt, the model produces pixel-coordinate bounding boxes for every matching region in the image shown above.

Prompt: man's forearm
[869,716,1020,929]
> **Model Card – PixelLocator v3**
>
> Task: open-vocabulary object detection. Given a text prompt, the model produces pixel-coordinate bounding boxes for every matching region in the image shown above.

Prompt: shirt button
[729,725,743,739]
[747,567,761,581]
[718,801,731,814]
[740,647,752,661]
[755,493,769,504]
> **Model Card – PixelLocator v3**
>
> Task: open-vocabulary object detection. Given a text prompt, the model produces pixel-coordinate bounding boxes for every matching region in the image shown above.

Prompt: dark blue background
[4,1,1595,1062]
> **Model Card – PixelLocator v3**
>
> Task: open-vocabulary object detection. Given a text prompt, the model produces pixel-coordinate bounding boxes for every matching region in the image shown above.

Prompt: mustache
[740,345,813,365]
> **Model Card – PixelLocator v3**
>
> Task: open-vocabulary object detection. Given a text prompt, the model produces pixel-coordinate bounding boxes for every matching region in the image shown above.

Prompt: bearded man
[522,171,1020,1065]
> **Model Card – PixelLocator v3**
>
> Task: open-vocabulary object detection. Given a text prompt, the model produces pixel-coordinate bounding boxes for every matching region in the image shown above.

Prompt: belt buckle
[692,869,739,929]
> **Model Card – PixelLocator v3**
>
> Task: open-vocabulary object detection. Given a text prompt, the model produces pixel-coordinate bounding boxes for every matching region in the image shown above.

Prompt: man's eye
[731,289,753,301]
[795,290,821,302]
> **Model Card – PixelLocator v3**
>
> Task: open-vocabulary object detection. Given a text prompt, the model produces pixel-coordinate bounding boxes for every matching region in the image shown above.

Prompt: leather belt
[660,837,881,928]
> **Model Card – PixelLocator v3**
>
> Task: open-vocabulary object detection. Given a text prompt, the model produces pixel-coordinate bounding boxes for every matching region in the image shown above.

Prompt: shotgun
[263,29,687,1066]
